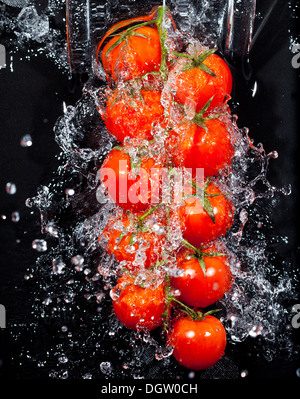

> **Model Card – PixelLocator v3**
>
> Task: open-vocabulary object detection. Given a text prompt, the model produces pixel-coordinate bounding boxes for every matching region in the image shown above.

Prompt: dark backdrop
[0,0,300,389]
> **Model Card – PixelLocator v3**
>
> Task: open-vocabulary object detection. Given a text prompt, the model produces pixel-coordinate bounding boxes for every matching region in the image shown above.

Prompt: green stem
[182,238,200,254]
[138,201,164,223]
[155,6,169,83]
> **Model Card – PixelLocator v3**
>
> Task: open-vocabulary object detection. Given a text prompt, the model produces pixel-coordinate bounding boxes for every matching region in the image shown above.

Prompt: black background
[0,0,300,389]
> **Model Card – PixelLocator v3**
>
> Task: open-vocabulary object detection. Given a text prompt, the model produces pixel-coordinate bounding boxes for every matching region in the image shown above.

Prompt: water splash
[3,0,299,380]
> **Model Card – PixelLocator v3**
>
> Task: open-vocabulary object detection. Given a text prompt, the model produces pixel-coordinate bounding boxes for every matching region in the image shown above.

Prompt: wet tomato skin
[170,118,234,178]
[101,26,161,84]
[169,315,227,370]
[172,52,232,113]
[98,212,165,269]
[112,274,166,331]
[178,182,234,247]
[170,248,233,308]
[100,148,161,212]
[103,89,164,143]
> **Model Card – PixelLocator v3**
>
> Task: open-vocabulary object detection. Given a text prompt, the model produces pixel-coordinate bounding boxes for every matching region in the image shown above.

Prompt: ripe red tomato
[100,148,162,212]
[100,26,162,83]
[170,50,232,113]
[103,88,165,143]
[98,211,166,269]
[169,314,226,370]
[178,181,234,247]
[170,247,233,308]
[111,274,166,331]
[169,117,234,178]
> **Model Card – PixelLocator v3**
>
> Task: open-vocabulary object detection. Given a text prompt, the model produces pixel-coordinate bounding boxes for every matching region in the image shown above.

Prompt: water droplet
[296,368,300,378]
[32,239,47,252]
[99,361,112,375]
[45,222,59,237]
[52,258,65,274]
[6,182,17,195]
[241,369,249,378]
[11,211,20,223]
[82,373,92,379]
[58,354,68,364]
[20,134,33,147]
[65,188,75,196]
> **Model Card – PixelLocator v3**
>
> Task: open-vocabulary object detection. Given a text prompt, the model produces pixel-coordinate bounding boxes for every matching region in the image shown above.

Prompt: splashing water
[3,0,299,379]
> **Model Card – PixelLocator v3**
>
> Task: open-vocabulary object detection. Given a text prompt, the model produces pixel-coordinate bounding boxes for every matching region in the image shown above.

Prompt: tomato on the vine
[178,180,234,247]
[100,147,162,212]
[98,211,166,269]
[170,48,232,113]
[168,117,234,178]
[101,26,162,84]
[103,88,165,143]
[170,246,233,308]
[168,313,227,370]
[111,274,166,331]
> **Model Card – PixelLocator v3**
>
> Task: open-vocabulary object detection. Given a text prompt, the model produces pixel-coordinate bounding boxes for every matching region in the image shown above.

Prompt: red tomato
[171,50,232,113]
[103,88,165,143]
[98,211,166,269]
[178,181,234,247]
[170,247,233,308]
[101,26,161,83]
[100,148,162,212]
[168,314,227,370]
[169,118,234,178]
[111,274,166,331]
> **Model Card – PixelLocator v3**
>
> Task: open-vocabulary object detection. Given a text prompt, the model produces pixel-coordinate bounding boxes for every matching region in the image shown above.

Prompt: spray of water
[2,0,299,379]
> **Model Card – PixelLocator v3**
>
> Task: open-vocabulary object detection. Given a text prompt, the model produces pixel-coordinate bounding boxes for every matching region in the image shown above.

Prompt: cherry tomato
[169,314,226,370]
[111,274,166,331]
[170,247,233,308]
[178,181,234,247]
[169,118,234,178]
[100,148,162,212]
[103,88,165,143]
[101,26,161,84]
[99,211,166,269]
[171,49,232,113]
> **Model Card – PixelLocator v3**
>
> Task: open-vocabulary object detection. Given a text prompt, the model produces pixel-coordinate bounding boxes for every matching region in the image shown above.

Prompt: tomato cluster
[96,6,237,371]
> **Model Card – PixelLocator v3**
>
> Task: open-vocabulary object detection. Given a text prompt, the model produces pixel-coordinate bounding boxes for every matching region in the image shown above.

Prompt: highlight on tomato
[168,311,227,370]
[170,244,233,308]
[102,87,165,143]
[98,208,167,270]
[170,47,232,113]
[99,146,162,212]
[167,98,234,178]
[111,273,167,331]
[178,179,234,247]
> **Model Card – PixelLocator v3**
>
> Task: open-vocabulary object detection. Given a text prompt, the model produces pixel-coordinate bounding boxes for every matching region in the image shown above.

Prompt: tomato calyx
[173,48,217,77]
[166,294,221,322]
[191,96,222,132]
[181,238,226,276]
[100,6,170,83]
